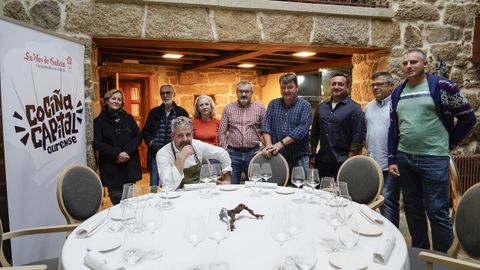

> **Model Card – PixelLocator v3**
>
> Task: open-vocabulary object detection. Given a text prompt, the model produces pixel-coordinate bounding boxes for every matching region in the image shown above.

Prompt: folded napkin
[373,232,396,265]
[84,250,125,270]
[183,182,216,191]
[244,181,277,189]
[76,216,106,239]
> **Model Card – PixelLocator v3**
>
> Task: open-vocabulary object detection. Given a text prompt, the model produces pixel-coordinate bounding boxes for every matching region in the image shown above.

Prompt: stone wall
[2,0,480,159]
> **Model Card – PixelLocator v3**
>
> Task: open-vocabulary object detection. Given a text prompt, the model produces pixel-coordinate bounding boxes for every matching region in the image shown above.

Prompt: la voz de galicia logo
[13,89,83,154]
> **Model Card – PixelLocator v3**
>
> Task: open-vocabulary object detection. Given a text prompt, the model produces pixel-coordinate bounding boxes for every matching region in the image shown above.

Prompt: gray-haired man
[156,116,232,190]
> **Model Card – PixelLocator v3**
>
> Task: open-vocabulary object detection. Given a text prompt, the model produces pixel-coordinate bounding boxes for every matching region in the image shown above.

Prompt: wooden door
[119,81,147,171]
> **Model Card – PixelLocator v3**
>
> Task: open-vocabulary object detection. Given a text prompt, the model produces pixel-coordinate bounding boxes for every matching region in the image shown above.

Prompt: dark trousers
[108,186,123,205]
[315,159,342,181]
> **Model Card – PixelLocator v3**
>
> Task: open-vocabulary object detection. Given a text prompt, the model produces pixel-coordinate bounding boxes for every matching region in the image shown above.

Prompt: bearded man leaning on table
[156,116,232,189]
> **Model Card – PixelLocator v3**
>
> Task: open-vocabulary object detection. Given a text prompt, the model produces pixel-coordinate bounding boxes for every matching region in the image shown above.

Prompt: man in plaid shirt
[219,80,265,184]
[261,72,312,176]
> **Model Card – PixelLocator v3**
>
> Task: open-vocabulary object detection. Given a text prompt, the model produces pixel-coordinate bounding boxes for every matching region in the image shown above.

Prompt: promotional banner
[0,17,85,265]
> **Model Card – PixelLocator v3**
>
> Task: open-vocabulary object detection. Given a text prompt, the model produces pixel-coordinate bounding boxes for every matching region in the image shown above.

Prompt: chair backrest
[56,165,104,224]
[454,182,480,258]
[248,152,289,186]
[336,155,383,205]
[0,218,5,266]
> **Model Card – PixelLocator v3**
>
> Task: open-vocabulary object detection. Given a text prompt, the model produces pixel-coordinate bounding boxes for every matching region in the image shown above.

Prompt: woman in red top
[192,95,220,146]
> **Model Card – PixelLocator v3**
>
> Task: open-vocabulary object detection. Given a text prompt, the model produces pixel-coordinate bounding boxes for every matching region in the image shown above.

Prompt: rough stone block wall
[2,0,480,162]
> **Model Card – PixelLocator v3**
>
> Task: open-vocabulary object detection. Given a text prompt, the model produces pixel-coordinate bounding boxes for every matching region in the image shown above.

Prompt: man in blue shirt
[261,72,312,174]
[364,72,399,227]
[310,73,365,179]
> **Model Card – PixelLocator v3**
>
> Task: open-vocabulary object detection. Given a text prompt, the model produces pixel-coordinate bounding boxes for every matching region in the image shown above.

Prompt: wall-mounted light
[238,63,255,68]
[163,53,183,59]
[293,52,316,57]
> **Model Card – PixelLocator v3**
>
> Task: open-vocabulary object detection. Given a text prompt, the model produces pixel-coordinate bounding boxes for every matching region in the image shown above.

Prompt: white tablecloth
[61,185,409,270]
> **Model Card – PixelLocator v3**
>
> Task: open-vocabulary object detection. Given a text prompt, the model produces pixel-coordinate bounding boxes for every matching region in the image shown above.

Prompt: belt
[228,146,258,153]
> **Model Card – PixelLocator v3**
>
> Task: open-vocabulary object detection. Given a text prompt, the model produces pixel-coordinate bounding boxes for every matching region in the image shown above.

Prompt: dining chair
[0,218,76,270]
[56,164,104,224]
[448,155,461,223]
[336,155,384,210]
[409,182,480,270]
[248,152,289,186]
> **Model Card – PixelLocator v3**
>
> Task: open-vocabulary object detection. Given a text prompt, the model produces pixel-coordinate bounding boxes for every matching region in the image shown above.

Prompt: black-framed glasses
[370,82,390,88]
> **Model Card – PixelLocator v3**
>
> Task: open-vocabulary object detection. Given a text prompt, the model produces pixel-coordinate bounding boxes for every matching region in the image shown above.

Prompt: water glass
[107,207,123,232]
[122,229,144,265]
[338,181,349,196]
[292,235,317,270]
[337,217,360,249]
[285,204,304,239]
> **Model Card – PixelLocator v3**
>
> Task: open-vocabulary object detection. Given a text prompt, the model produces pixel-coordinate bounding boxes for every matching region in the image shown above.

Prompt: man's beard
[239,98,249,106]
[178,140,191,149]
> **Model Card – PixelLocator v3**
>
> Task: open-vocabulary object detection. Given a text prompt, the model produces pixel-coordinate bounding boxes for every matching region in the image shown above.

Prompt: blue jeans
[397,151,453,252]
[380,171,400,228]
[149,155,160,186]
[228,148,257,185]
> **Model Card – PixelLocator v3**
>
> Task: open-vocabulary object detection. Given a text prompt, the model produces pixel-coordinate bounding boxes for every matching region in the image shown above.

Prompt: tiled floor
[102,173,479,265]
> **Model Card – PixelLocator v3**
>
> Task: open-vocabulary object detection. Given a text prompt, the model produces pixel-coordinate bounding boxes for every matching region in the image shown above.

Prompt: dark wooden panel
[473,16,480,63]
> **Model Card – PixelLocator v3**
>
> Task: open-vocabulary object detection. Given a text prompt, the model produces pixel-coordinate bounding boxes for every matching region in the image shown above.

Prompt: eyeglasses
[370,82,391,88]
[160,91,173,96]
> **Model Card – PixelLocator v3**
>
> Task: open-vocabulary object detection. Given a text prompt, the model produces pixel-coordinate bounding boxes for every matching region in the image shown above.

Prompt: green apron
[172,143,201,188]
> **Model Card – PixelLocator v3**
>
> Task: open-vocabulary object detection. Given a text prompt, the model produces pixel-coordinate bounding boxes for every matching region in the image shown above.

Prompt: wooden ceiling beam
[265,57,352,74]
[93,38,380,54]
[186,50,273,70]
[104,57,193,65]
[99,46,221,57]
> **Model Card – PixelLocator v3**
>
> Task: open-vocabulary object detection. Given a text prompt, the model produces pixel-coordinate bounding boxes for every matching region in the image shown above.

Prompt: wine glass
[319,177,337,195]
[305,169,320,203]
[293,235,318,270]
[161,170,175,210]
[270,208,293,268]
[207,210,230,270]
[249,163,262,196]
[338,195,354,221]
[141,196,163,259]
[211,163,222,183]
[106,207,123,232]
[285,204,305,239]
[337,217,360,250]
[291,166,306,203]
[184,213,206,270]
[121,184,145,232]
[199,163,213,199]
[338,181,349,197]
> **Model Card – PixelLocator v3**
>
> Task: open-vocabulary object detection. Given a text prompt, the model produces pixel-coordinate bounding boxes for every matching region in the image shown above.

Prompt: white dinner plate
[219,185,239,191]
[353,219,384,236]
[329,251,368,269]
[87,236,121,252]
[275,187,295,195]
[160,191,182,199]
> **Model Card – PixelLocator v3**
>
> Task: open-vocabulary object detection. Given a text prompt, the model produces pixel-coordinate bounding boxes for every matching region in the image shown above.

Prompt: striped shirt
[219,101,265,149]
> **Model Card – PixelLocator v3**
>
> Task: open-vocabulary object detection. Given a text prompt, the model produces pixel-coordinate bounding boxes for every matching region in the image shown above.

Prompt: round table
[61,185,409,270]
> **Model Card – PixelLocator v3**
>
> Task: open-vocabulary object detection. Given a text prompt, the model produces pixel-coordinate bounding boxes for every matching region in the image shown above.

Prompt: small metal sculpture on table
[219,203,264,231]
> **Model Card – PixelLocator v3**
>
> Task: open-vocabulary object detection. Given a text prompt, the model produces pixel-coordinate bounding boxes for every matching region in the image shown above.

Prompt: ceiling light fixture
[293,52,316,57]
[163,53,183,59]
[238,63,255,68]
[122,59,139,64]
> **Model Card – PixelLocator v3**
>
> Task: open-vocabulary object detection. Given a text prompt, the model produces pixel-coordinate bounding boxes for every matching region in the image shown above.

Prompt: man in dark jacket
[388,48,476,252]
[142,84,189,186]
